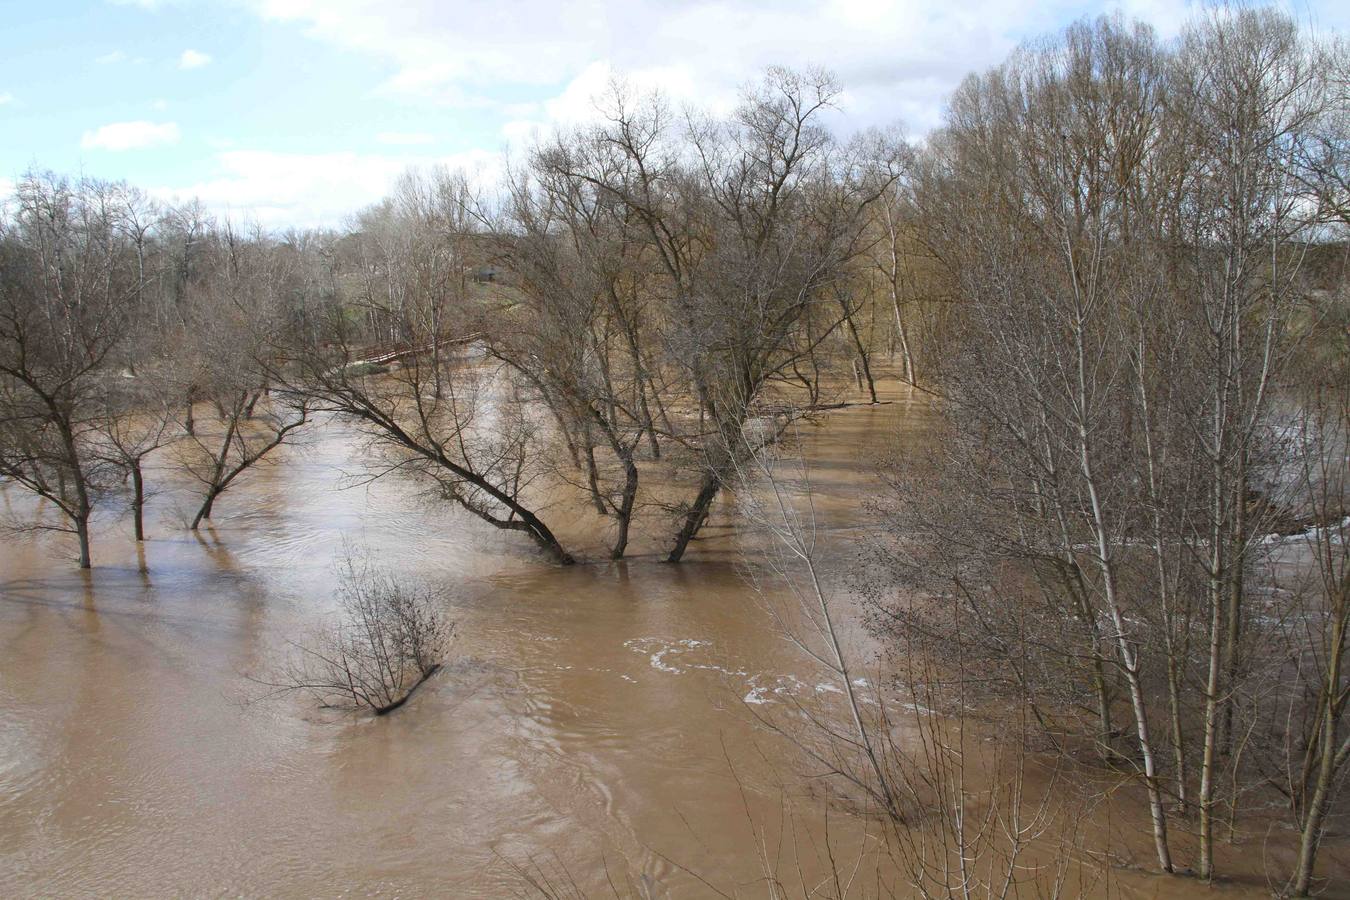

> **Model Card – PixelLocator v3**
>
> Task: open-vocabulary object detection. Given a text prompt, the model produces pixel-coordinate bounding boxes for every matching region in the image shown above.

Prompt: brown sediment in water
[0,384,1345,897]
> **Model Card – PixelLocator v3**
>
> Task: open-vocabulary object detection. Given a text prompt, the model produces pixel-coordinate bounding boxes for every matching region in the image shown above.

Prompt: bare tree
[1280,224,1350,894]
[267,554,453,714]
[0,172,140,567]
[174,220,311,530]
[544,70,888,561]
[1166,11,1329,874]
[728,425,1088,899]
[496,149,669,558]
[275,171,576,564]
[180,390,309,530]
[94,373,177,541]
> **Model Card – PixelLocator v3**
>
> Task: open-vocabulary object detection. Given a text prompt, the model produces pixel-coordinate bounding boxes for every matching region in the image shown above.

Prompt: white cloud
[0,92,12,106]
[119,0,1342,231]
[179,49,212,69]
[151,148,503,229]
[244,0,1350,141]
[496,58,806,153]
[1117,0,1194,38]
[81,121,181,151]
[244,0,1084,136]
[375,131,437,145]
[95,50,128,64]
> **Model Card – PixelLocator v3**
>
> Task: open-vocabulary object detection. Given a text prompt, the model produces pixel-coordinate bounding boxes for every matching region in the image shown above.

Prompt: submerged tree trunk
[1083,448,1173,874]
[191,416,239,531]
[191,489,219,530]
[131,460,146,542]
[840,302,878,404]
[373,663,441,716]
[893,300,916,385]
[75,515,92,570]
[64,422,94,570]
[611,456,639,560]
[1073,314,1172,872]
[667,472,721,563]
[1292,608,1347,895]
[1199,584,1223,877]
[884,201,917,386]
[504,503,575,565]
[1199,435,1228,880]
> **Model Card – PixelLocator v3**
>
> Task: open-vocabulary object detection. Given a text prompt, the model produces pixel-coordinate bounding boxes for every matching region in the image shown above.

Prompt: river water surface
[0,390,939,896]
[0,390,1341,897]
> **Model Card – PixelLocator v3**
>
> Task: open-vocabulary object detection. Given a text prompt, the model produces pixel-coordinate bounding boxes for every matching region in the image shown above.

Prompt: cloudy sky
[2,0,1345,228]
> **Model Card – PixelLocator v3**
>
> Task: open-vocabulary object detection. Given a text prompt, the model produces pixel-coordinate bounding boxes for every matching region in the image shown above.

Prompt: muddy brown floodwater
[0,388,1344,898]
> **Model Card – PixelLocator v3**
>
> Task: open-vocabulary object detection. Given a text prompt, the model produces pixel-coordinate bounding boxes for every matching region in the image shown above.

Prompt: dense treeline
[867,9,1349,893]
[1,6,1347,894]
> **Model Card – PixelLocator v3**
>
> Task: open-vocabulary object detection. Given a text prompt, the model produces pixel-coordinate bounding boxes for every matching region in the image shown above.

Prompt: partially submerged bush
[278,561,453,714]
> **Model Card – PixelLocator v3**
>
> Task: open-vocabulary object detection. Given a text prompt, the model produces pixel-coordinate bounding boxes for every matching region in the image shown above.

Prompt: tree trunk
[1221,450,1248,757]
[191,414,239,531]
[894,309,915,385]
[1074,317,1172,872]
[1167,657,1189,813]
[511,504,574,565]
[840,302,878,403]
[584,444,607,515]
[75,515,92,569]
[1199,448,1227,880]
[63,419,94,570]
[191,490,218,530]
[1087,483,1173,874]
[667,472,721,563]
[1293,587,1348,895]
[611,456,639,560]
[131,460,145,542]
[858,352,878,404]
[886,213,916,385]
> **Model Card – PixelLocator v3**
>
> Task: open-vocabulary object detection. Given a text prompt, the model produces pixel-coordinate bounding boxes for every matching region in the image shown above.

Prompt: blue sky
[2,0,1345,228]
